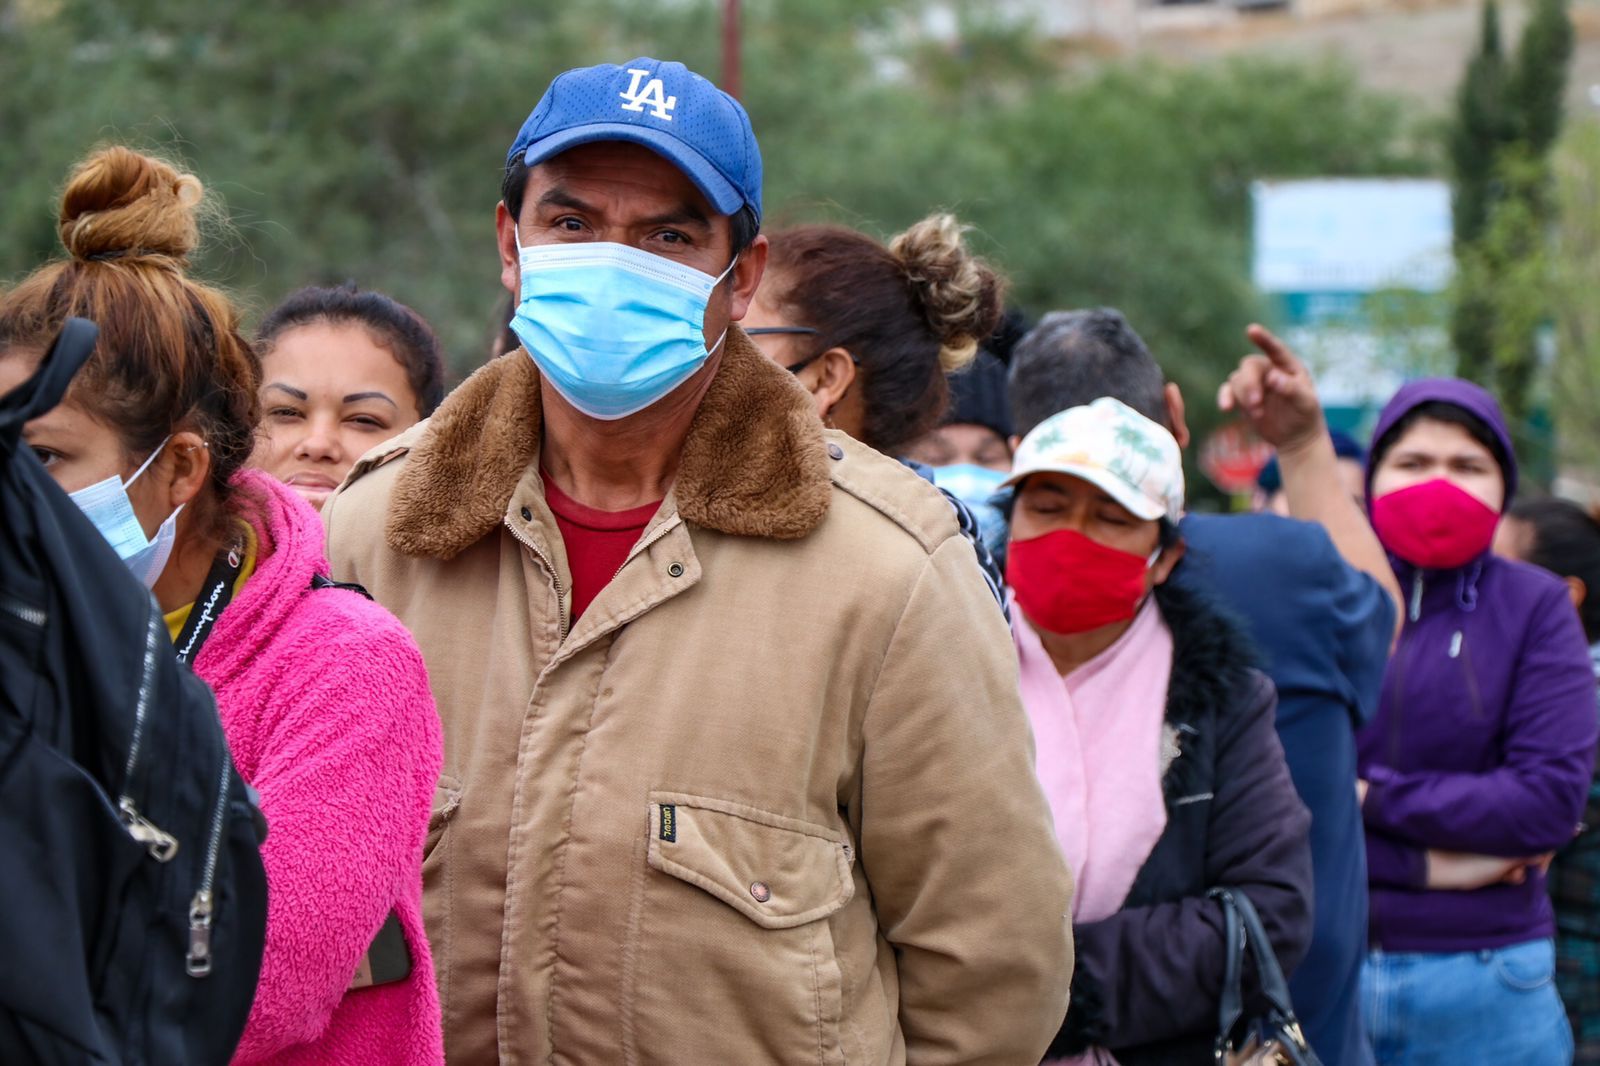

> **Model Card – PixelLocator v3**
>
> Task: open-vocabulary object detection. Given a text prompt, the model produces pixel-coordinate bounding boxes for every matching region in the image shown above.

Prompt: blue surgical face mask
[511,236,737,421]
[69,436,184,588]
[931,463,1009,510]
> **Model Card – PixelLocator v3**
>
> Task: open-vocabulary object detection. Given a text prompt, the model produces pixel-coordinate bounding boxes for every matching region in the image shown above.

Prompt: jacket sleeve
[230,605,443,1061]
[1061,674,1314,1050]
[1365,830,1427,889]
[1362,589,1598,856]
[854,535,1075,1066]
[1320,535,1397,730]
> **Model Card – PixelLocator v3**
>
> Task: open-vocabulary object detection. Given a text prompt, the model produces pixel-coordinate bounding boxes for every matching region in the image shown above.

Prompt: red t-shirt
[541,471,662,622]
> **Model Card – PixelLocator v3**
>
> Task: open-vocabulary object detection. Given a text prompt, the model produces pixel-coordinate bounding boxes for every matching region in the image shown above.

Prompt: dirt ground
[1138,0,1600,120]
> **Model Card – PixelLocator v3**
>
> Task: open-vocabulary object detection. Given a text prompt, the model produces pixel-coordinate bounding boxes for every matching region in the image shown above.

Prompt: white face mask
[68,436,184,589]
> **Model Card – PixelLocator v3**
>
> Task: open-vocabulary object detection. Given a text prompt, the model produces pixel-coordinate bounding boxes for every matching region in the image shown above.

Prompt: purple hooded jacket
[1358,378,1598,952]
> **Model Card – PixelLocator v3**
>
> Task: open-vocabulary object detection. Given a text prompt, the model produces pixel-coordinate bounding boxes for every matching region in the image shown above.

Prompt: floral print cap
[1002,397,1185,524]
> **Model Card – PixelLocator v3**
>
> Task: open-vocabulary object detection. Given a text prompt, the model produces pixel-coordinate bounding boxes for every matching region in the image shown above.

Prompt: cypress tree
[1508,0,1575,156]
[1448,0,1573,407]
[1449,0,1512,247]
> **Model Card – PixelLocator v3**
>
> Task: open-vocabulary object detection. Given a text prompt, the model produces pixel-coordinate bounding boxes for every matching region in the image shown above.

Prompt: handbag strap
[1209,887,1319,1063]
[1212,887,1248,1061]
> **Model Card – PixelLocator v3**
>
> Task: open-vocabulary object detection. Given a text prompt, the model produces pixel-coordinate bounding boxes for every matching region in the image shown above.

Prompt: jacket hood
[1366,378,1517,506]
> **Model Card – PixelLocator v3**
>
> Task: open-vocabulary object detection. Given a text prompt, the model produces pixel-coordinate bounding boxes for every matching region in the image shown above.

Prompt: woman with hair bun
[251,283,447,510]
[744,213,1009,605]
[0,146,444,1065]
[746,213,1003,452]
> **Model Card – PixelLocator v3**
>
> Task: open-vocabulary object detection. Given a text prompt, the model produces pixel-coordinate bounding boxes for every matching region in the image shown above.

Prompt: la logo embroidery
[619,68,677,121]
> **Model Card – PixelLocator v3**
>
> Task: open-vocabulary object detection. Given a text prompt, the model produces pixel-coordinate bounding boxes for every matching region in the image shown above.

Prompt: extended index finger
[1246,323,1300,373]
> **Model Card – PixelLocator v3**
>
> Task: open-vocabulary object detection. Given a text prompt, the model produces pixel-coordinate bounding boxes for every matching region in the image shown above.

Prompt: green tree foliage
[2,0,1424,428]
[1447,0,1574,436]
[1449,0,1513,248]
[1550,124,1600,472]
[1507,0,1575,154]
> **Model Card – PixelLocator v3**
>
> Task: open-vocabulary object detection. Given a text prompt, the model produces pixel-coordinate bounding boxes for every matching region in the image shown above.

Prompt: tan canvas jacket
[323,331,1074,1065]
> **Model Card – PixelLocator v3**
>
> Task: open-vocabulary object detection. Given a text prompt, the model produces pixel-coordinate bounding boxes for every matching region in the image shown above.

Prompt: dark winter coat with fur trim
[1048,579,1314,1065]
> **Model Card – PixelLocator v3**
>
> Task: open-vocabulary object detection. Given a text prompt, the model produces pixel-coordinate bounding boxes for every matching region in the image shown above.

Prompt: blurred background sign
[1252,178,1453,437]
[1200,420,1275,498]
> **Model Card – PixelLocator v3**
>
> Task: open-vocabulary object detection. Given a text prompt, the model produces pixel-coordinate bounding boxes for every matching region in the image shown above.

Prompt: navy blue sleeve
[1182,514,1393,732]
[1309,524,1396,729]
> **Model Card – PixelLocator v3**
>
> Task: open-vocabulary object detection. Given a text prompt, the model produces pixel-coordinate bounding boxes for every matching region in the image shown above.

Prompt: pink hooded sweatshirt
[192,470,444,1065]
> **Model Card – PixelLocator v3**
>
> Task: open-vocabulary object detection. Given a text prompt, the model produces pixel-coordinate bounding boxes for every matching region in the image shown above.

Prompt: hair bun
[888,212,1006,374]
[58,146,204,263]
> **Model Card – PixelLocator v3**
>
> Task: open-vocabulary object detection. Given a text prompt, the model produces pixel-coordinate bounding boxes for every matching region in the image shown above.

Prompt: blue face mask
[931,463,1008,509]
[68,436,184,588]
[932,463,1012,556]
[511,237,737,421]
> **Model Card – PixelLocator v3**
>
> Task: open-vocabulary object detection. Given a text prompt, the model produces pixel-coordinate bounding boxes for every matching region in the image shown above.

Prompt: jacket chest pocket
[627,793,855,1066]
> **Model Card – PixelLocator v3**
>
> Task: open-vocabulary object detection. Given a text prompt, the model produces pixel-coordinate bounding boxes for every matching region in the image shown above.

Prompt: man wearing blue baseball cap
[324,58,1073,1064]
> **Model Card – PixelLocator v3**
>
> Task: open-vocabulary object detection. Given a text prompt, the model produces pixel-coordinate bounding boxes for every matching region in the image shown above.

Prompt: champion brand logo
[619,68,677,121]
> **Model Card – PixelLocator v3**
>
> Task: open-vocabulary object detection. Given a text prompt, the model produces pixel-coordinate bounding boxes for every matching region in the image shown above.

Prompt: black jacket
[0,320,266,1064]
[1049,580,1315,1064]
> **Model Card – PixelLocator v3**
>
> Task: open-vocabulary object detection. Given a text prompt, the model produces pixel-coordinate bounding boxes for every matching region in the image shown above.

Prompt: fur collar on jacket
[1158,576,1259,729]
[386,329,833,560]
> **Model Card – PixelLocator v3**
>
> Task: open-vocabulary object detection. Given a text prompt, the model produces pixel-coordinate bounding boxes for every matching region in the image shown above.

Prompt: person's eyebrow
[536,188,596,214]
[343,391,398,408]
[265,383,308,401]
[638,203,712,233]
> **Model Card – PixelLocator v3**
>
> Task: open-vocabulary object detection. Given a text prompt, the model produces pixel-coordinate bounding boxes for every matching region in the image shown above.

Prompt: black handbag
[1208,887,1323,1066]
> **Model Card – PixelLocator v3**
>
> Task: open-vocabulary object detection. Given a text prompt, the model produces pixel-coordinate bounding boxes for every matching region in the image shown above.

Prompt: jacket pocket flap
[647,792,854,929]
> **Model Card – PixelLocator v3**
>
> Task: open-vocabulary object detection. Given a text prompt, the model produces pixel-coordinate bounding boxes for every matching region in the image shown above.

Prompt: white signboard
[1252,179,1453,294]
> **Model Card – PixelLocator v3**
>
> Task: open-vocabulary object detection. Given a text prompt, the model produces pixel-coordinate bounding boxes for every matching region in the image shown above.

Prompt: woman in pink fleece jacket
[0,145,444,1065]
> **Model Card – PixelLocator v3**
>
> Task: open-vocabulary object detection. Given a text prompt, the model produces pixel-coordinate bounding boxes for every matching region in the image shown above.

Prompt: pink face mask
[1370,478,1500,570]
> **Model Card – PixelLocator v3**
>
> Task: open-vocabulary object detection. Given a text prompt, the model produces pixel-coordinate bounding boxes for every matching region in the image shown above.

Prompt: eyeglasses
[745,327,823,375]
[744,327,819,338]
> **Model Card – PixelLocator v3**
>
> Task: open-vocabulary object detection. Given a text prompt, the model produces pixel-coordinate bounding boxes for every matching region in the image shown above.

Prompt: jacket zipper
[118,609,179,862]
[186,746,234,977]
[506,517,570,641]
[1385,573,1426,769]
[0,593,46,628]
[615,515,681,579]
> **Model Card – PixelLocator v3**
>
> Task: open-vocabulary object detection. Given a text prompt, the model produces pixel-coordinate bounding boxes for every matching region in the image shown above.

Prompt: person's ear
[1009,434,1022,453]
[806,348,857,422]
[1149,537,1187,588]
[1164,382,1191,450]
[134,432,212,528]
[727,235,768,323]
[496,201,520,299]
[162,431,212,511]
[1567,575,1587,613]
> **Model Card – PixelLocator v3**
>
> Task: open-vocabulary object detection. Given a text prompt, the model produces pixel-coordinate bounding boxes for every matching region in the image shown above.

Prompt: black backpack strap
[310,573,373,601]
[1,318,98,445]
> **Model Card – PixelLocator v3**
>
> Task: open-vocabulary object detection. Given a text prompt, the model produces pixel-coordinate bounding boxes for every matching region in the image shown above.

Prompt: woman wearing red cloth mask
[1005,398,1314,1065]
[1355,380,1597,1066]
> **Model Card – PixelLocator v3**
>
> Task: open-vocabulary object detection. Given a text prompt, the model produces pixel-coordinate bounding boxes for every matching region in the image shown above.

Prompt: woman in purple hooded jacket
[1358,378,1599,1065]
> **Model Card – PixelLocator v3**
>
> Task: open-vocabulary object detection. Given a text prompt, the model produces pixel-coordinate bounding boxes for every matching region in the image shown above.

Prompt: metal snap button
[749,881,771,903]
[667,562,685,578]
[520,507,533,521]
[827,443,844,460]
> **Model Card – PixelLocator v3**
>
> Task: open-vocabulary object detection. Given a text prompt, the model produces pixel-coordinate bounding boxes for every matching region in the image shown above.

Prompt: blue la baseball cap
[506,58,763,223]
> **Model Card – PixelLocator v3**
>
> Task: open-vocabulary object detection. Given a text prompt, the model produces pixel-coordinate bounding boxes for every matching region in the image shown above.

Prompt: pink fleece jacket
[193,470,444,1065]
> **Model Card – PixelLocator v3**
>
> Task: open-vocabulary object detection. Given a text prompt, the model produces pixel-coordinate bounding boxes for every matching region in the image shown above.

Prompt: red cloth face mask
[1007,528,1155,635]
[1370,478,1500,570]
